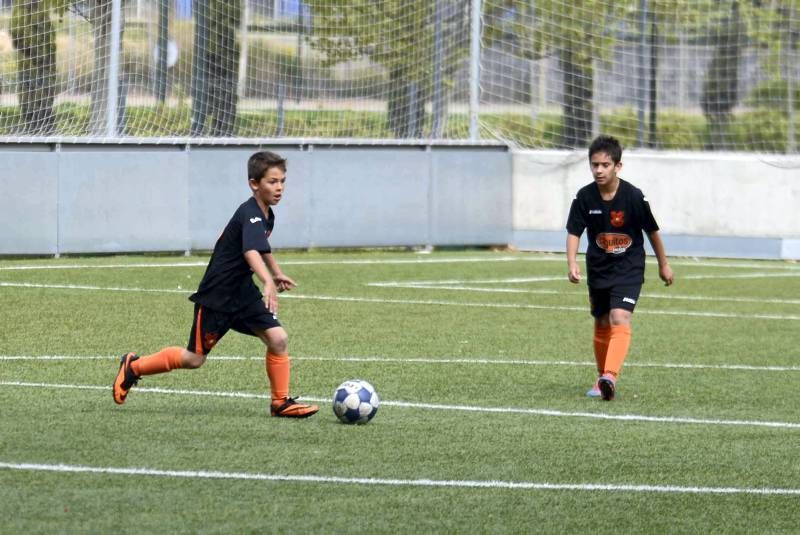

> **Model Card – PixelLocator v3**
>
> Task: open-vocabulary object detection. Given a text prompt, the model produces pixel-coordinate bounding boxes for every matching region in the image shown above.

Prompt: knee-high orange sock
[131,346,185,376]
[266,353,290,403]
[603,325,631,379]
[593,325,611,375]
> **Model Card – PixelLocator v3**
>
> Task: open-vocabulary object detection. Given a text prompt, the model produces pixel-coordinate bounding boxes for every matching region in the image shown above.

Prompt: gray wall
[0,144,512,255]
[513,150,800,260]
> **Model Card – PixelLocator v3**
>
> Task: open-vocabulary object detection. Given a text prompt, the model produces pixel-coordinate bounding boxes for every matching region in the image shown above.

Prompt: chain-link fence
[0,0,797,153]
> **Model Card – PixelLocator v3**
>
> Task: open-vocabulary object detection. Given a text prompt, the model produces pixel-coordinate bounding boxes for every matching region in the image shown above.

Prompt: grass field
[1,249,799,533]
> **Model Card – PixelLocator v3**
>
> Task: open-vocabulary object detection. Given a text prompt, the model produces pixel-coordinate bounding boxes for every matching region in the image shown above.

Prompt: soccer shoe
[270,397,319,418]
[113,352,141,405]
[598,373,616,401]
[586,381,601,398]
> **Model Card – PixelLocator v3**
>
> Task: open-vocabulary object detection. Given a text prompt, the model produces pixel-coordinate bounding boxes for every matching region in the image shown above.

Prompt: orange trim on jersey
[194,306,204,355]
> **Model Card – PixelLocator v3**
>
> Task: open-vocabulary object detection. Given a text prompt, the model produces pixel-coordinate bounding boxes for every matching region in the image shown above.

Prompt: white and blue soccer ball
[332,379,379,424]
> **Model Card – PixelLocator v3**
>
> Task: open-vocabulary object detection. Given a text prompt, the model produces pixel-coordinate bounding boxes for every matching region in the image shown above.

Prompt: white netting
[0,0,797,154]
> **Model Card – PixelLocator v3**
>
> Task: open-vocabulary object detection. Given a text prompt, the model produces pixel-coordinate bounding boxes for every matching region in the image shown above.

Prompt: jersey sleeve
[565,196,586,236]
[240,212,271,254]
[638,191,660,233]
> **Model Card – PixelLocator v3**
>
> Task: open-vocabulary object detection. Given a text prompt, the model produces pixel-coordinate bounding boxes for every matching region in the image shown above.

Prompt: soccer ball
[332,379,379,424]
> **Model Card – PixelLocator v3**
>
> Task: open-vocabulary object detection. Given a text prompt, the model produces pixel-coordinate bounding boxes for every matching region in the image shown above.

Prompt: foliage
[745,79,800,110]
[10,0,62,134]
[308,0,470,137]
[0,104,788,153]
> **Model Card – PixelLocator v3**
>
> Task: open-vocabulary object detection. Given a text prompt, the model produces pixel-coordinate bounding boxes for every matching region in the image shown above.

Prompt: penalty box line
[1,461,799,496]
[1,380,799,430]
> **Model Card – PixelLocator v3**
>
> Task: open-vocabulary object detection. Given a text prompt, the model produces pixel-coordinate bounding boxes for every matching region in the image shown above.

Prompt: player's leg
[587,288,611,397]
[597,285,640,400]
[235,301,319,418]
[113,304,225,404]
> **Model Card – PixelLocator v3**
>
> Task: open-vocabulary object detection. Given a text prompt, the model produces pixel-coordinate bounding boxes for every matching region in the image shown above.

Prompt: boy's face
[249,166,286,206]
[589,151,622,187]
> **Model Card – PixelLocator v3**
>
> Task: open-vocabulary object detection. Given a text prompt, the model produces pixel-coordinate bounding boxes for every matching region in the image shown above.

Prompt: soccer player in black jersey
[113,151,319,418]
[566,135,674,400]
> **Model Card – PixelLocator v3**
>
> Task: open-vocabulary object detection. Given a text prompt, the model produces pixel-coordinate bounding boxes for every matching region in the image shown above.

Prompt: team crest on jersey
[203,332,219,351]
[610,210,625,227]
[596,233,633,254]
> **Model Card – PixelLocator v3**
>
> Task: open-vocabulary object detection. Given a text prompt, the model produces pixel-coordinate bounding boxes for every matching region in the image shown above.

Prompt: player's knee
[266,329,288,355]
[608,310,632,326]
[183,351,207,369]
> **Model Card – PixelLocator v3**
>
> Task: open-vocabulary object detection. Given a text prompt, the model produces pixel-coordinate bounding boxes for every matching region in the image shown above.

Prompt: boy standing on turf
[113,150,319,418]
[566,135,674,401]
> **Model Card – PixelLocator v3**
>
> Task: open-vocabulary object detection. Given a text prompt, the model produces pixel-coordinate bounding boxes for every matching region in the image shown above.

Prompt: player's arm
[566,233,582,284]
[244,249,279,312]
[263,253,296,293]
[647,231,674,286]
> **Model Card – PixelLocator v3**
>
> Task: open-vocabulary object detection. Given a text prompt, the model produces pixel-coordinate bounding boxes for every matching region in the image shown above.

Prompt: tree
[484,1,631,149]
[308,0,470,138]
[11,0,63,135]
[191,0,242,137]
[701,1,746,150]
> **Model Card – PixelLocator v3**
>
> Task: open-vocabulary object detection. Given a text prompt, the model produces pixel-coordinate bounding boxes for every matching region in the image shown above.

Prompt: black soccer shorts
[187,299,281,355]
[588,284,642,318]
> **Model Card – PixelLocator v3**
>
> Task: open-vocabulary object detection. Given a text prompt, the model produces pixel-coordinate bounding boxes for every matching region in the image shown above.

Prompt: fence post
[106,0,122,137]
[469,0,482,141]
[636,0,648,148]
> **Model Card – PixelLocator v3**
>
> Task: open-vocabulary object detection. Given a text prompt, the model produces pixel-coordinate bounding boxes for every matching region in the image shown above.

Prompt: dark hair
[588,135,623,164]
[248,151,287,181]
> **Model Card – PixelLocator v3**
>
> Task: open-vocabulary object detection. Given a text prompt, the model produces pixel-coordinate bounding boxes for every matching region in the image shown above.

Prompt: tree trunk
[387,66,426,138]
[560,47,593,149]
[192,0,241,136]
[701,1,742,150]
[11,0,57,135]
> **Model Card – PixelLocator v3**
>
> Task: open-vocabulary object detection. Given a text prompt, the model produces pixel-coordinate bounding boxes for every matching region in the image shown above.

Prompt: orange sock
[266,353,290,403]
[603,325,631,379]
[131,346,185,376]
[593,325,611,375]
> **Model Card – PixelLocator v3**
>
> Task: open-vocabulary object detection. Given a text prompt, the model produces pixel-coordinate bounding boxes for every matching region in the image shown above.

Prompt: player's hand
[567,263,582,284]
[273,273,297,293]
[659,264,674,287]
[263,281,279,313]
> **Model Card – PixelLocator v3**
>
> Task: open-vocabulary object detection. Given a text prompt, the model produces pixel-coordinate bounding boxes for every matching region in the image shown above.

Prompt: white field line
[0,257,524,271]
[3,354,800,373]
[1,461,798,496]
[0,281,188,293]
[1,281,799,321]
[2,380,799,430]
[683,272,800,280]
[282,294,800,321]
[368,282,800,305]
[370,272,800,287]
[0,256,798,271]
[371,276,566,285]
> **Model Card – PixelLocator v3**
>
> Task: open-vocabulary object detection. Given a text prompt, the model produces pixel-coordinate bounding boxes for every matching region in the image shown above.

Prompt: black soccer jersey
[190,197,274,312]
[566,178,659,288]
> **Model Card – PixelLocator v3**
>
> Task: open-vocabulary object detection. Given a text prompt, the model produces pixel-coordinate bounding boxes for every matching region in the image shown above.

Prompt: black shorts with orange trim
[588,284,642,318]
[187,299,282,356]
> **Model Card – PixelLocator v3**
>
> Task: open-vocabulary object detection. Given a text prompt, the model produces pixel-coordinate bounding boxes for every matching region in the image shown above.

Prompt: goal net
[0,0,797,154]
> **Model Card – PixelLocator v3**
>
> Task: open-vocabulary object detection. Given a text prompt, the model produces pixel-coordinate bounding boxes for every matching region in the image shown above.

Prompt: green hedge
[0,104,795,152]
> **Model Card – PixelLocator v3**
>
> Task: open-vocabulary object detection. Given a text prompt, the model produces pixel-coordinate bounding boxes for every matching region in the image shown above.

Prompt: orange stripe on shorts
[194,306,204,355]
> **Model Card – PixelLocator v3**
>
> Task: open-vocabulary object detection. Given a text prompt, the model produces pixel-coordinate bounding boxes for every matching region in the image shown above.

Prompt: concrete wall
[0,144,512,255]
[512,150,800,260]
[3,144,798,260]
